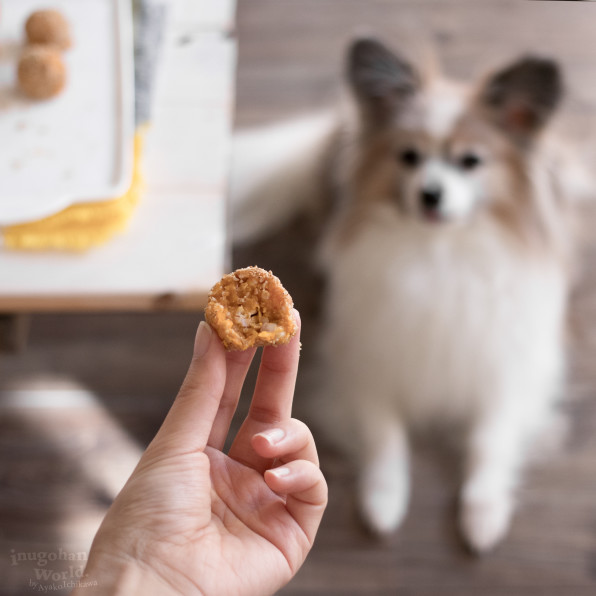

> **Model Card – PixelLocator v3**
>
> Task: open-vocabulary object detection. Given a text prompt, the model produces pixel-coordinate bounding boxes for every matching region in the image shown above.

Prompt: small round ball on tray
[17,45,66,100]
[205,266,298,351]
[25,9,72,50]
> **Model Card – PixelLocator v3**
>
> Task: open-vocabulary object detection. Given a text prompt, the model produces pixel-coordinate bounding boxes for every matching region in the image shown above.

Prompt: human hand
[76,312,327,596]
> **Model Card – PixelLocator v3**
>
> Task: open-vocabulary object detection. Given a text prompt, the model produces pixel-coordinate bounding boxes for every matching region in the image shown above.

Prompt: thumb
[152,321,227,454]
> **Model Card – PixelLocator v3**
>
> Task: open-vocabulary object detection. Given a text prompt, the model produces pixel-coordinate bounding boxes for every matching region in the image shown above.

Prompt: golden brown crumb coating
[18,46,66,100]
[205,267,297,351]
[25,9,72,50]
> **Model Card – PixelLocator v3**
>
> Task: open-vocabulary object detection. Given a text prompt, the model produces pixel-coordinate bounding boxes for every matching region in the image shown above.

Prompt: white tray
[0,0,134,226]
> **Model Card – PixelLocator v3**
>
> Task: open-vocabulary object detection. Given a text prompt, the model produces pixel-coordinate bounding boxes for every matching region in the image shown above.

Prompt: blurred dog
[231,38,592,552]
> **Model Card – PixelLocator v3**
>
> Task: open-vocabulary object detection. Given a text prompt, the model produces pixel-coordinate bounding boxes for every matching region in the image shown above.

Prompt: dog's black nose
[421,186,442,210]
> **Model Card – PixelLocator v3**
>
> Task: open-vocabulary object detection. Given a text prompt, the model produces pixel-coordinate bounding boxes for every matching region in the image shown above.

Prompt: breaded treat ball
[25,9,72,50]
[205,266,298,351]
[17,45,66,100]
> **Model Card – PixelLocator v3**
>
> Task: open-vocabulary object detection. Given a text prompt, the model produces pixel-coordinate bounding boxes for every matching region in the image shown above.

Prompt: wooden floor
[3,1,596,594]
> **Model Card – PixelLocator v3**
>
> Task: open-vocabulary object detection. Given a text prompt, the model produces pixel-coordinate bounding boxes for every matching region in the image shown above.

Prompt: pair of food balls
[18,9,71,100]
[205,267,298,351]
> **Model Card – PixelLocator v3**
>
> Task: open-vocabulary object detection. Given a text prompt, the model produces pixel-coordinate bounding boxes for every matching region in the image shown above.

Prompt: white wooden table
[0,0,236,312]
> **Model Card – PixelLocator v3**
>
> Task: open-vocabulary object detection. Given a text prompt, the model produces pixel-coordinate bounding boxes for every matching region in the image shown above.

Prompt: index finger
[248,310,301,424]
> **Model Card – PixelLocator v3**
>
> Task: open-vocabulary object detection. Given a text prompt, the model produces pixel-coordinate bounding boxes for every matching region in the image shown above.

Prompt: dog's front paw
[358,468,409,535]
[459,492,513,554]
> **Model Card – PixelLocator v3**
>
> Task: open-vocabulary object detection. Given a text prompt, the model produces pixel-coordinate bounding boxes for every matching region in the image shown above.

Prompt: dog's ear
[347,38,419,125]
[479,56,563,145]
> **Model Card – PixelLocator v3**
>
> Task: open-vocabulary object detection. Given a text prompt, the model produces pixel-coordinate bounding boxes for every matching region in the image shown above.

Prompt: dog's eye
[399,148,421,167]
[459,153,482,170]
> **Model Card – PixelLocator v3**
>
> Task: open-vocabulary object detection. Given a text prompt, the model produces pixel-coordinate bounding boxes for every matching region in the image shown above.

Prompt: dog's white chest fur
[324,204,566,427]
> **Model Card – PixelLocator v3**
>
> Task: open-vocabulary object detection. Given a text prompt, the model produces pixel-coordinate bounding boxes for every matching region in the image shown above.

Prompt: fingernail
[269,466,291,478]
[257,428,286,445]
[194,321,212,357]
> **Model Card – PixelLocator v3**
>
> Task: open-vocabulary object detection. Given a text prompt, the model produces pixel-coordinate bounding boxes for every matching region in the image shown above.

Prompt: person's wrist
[71,549,185,596]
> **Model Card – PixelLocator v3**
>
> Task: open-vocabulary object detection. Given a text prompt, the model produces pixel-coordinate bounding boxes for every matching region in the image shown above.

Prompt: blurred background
[2,1,596,594]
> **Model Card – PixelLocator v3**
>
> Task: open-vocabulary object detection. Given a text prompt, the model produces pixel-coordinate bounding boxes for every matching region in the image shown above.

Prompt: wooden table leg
[0,314,31,353]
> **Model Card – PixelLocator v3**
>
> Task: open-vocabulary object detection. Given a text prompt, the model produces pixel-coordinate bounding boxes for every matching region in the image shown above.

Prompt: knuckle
[261,352,294,375]
[288,418,313,440]
[225,348,254,366]
[249,404,282,424]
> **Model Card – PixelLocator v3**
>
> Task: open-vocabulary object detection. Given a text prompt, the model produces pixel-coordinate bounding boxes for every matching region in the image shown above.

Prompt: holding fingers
[254,419,326,543]
[252,418,319,467]
[227,316,303,472]
[77,268,327,596]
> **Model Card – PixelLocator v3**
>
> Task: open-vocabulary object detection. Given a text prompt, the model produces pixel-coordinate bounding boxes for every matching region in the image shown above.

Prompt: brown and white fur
[231,39,593,553]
